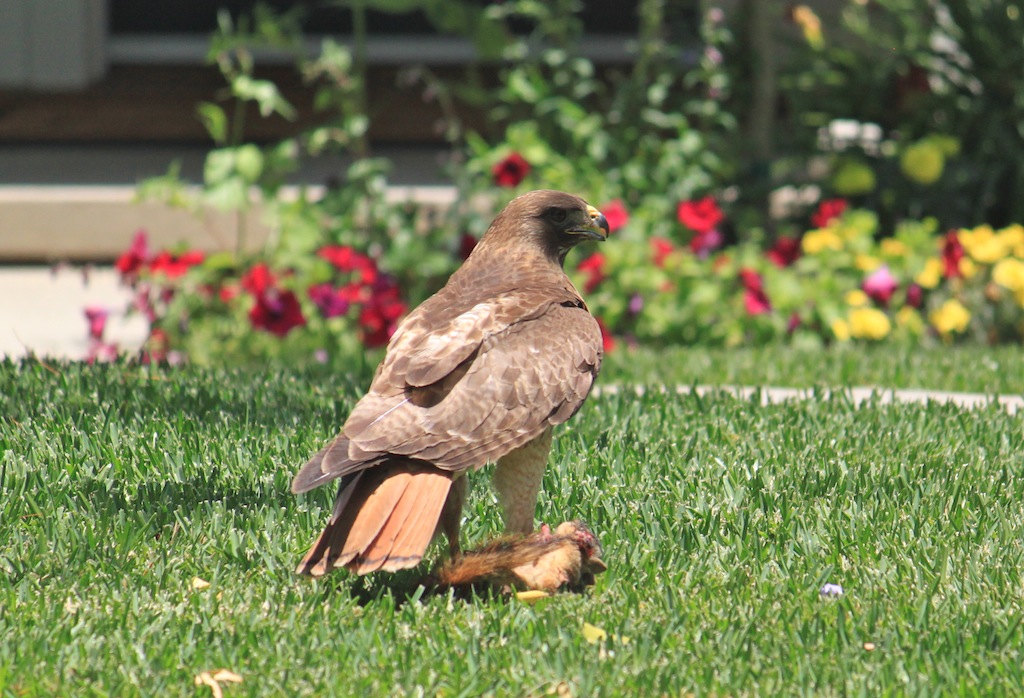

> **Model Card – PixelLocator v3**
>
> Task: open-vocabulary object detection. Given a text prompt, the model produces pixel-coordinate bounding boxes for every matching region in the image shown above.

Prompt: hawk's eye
[547,208,568,224]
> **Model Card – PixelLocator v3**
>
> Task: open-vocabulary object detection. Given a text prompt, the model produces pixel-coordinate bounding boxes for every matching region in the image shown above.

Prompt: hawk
[292,189,609,576]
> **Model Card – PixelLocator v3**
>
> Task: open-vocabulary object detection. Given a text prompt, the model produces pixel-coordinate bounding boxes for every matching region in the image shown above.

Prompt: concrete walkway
[0,265,147,360]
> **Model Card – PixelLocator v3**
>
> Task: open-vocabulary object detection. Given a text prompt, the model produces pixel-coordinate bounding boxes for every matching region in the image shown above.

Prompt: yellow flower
[848,307,892,340]
[915,258,943,289]
[960,257,977,279]
[831,318,851,341]
[802,229,843,255]
[896,306,925,335]
[855,254,882,272]
[929,299,971,337]
[993,257,1024,306]
[997,224,1024,258]
[845,289,870,307]
[900,140,945,185]
[880,239,909,258]
[958,225,1006,264]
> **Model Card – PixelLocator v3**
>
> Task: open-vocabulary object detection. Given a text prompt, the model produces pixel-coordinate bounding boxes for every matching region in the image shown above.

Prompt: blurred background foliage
[118,0,1024,365]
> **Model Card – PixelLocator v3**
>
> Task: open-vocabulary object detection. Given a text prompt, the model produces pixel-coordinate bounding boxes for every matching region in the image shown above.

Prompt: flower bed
[85,193,1024,365]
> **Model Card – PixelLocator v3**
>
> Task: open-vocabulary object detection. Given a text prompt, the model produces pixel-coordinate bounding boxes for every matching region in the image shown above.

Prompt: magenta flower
[862,265,899,307]
[906,283,924,309]
[739,268,772,315]
[308,283,352,319]
[83,306,109,341]
[690,229,723,258]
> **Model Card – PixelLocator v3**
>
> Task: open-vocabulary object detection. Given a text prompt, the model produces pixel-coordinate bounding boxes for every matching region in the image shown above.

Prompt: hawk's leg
[439,473,468,557]
[492,428,553,534]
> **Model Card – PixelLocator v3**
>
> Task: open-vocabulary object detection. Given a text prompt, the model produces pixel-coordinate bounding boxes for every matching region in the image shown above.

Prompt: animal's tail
[296,460,453,576]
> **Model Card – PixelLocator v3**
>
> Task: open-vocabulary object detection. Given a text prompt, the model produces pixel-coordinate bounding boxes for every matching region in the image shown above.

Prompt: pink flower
[739,268,772,315]
[677,197,724,233]
[577,253,606,293]
[86,341,119,364]
[83,306,109,341]
[689,229,723,258]
[811,199,847,229]
[249,289,306,337]
[115,231,151,280]
[941,230,964,279]
[862,265,899,306]
[767,236,801,267]
[600,199,629,233]
[492,152,531,188]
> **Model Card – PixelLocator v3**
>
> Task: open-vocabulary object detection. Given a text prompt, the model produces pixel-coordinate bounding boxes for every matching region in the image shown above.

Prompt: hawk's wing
[292,290,602,492]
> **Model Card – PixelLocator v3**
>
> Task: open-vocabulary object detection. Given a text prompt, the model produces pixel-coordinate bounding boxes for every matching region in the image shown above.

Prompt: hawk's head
[480,190,610,265]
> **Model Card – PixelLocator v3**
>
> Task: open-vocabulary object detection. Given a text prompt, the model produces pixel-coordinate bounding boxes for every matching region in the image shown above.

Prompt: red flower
[677,197,723,234]
[242,264,276,295]
[941,230,964,278]
[739,267,772,315]
[577,253,606,294]
[651,238,675,267]
[811,198,847,228]
[492,152,531,188]
[597,318,615,353]
[767,236,801,267]
[318,246,378,285]
[459,234,479,260]
[689,229,723,258]
[115,230,151,280]
[249,289,306,337]
[147,250,204,279]
[601,199,629,233]
[862,265,899,307]
[218,284,240,303]
[308,283,352,319]
[359,279,406,348]
[83,306,109,341]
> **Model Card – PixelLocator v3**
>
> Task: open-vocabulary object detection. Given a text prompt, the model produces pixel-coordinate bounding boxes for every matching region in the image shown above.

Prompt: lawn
[2,347,1023,696]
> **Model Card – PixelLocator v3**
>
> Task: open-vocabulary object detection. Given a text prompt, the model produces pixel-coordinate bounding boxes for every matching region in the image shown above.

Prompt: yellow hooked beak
[572,205,610,241]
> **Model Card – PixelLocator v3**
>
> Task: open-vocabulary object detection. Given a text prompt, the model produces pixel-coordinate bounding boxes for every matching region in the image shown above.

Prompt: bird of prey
[292,189,609,577]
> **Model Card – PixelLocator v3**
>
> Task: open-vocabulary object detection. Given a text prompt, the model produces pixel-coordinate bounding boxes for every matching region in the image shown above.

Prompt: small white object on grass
[819,583,844,597]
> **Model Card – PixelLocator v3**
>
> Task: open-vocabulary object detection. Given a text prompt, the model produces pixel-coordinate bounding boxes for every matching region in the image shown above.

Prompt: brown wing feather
[342,300,602,473]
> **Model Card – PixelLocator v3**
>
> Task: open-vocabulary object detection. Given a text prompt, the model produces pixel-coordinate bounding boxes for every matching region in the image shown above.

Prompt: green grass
[1,350,1023,696]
